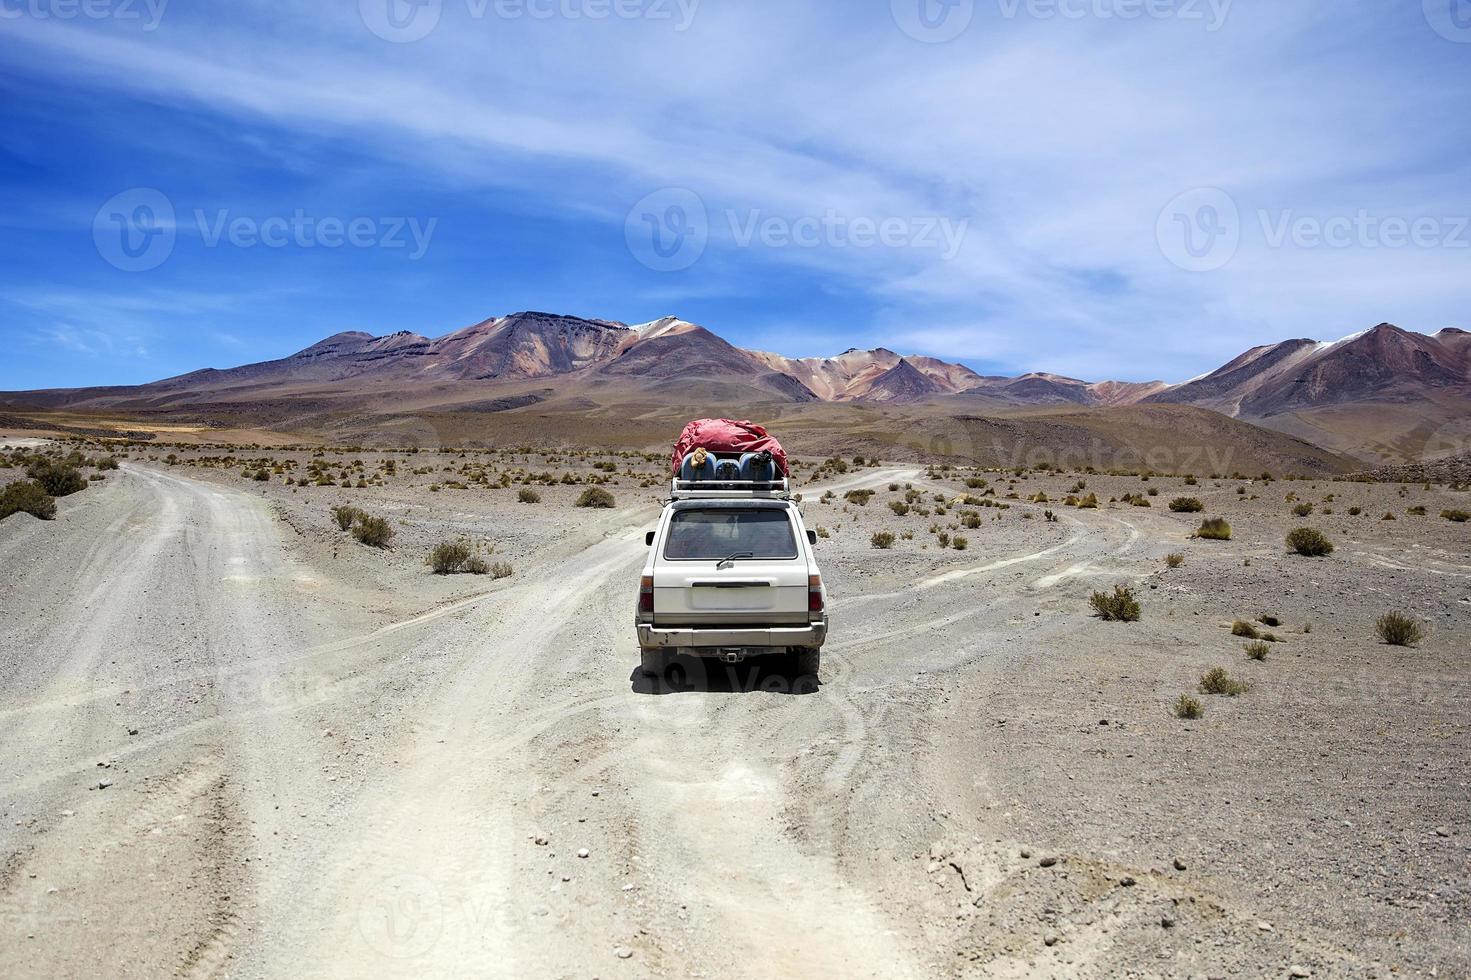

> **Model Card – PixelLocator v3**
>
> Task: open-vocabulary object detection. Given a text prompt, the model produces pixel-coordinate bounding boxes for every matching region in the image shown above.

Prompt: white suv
[636,478,827,679]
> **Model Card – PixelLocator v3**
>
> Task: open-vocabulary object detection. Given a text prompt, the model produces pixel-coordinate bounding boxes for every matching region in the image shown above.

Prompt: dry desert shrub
[1374,612,1423,647]
[1286,527,1333,556]
[871,531,895,549]
[1244,640,1270,661]
[26,461,85,497]
[1231,620,1260,639]
[0,480,56,521]
[353,515,394,548]
[576,487,616,508]
[1196,517,1232,540]
[1090,585,1140,622]
[1169,497,1203,513]
[1199,667,1250,696]
[331,504,364,530]
[1164,553,1184,568]
[1442,509,1469,522]
[429,539,480,575]
[517,488,541,504]
[1173,694,1204,719]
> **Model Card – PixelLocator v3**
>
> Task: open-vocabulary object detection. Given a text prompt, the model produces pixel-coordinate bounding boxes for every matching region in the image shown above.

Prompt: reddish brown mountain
[4,314,1464,463]
[1147,323,1471,462]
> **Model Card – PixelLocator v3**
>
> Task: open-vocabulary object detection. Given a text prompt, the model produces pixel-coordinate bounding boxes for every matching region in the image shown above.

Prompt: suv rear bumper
[638,620,827,650]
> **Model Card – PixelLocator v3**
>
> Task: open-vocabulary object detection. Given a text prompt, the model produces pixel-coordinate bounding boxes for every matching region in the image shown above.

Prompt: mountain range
[5,313,1467,465]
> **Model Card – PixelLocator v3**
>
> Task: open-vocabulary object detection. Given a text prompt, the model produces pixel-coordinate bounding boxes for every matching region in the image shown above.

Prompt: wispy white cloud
[1,1,1467,381]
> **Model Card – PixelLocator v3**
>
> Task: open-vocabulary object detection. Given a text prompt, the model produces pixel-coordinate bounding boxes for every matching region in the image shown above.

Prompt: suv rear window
[663,508,798,560]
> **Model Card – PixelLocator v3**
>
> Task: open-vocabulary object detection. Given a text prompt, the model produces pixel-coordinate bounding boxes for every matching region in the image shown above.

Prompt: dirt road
[1,460,1466,978]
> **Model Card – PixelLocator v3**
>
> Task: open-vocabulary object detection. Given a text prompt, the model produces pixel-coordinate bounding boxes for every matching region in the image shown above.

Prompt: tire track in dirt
[0,465,331,980]
[246,529,649,977]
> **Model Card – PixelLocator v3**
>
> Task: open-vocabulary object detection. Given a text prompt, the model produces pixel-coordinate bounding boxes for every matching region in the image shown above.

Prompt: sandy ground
[0,442,1467,979]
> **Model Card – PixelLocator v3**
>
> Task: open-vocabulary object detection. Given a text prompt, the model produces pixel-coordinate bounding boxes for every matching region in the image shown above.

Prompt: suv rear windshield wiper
[716,551,754,569]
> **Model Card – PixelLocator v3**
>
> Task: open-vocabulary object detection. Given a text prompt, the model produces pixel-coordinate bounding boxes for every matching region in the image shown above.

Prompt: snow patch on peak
[632,316,697,340]
[1324,327,1370,349]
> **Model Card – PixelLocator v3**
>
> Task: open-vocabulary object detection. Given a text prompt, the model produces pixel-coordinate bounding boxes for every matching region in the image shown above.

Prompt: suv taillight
[808,574,824,613]
[639,575,654,616]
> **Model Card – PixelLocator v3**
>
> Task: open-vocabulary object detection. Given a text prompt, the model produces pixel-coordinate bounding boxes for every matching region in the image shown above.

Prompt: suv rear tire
[793,647,821,679]
[639,647,667,677]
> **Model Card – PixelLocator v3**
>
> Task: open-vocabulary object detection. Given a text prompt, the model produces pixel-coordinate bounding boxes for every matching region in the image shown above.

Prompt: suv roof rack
[670,476,792,500]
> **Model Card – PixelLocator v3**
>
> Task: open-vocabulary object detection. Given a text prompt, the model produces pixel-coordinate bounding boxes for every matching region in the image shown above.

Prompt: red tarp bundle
[671,419,790,476]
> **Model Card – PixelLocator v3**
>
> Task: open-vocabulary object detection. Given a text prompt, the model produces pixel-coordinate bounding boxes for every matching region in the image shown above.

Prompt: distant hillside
[1146,324,1471,463]
[4,313,1463,464]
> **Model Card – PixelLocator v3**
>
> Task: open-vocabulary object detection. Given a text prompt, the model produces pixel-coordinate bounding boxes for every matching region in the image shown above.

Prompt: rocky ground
[0,436,1467,978]
[1360,452,1471,488]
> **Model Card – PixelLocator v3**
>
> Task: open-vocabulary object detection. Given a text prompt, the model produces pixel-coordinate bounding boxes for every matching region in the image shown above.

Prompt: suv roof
[667,498,793,511]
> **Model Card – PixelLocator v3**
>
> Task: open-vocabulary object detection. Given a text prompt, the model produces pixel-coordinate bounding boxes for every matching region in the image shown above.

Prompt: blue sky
[1,0,1469,390]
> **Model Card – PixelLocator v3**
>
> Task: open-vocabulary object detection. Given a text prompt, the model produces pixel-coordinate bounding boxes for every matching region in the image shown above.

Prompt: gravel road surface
[2,459,1466,979]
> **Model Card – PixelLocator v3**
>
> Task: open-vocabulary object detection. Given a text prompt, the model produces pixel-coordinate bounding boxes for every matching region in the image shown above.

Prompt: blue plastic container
[739,452,777,482]
[680,452,717,482]
[714,458,743,482]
